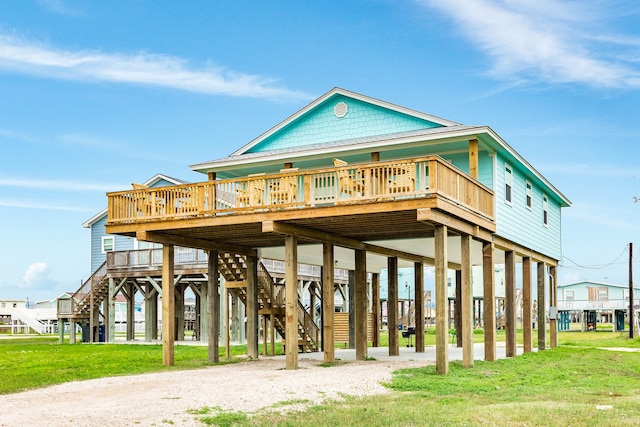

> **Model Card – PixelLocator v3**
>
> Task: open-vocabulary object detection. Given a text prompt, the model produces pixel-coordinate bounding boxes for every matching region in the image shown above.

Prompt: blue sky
[1,0,639,302]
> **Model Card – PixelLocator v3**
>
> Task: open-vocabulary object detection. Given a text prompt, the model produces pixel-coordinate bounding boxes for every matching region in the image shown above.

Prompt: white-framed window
[505,165,513,204]
[564,290,574,302]
[542,195,549,226]
[102,236,115,253]
[525,180,532,209]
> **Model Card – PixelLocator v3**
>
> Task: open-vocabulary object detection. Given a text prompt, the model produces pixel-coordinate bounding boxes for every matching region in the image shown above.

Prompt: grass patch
[246,347,640,426]
[0,337,247,394]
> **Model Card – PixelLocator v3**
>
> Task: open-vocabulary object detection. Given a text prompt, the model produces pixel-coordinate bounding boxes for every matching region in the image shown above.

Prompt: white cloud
[420,0,640,88]
[0,198,95,212]
[0,177,123,192]
[21,262,53,289]
[0,34,312,100]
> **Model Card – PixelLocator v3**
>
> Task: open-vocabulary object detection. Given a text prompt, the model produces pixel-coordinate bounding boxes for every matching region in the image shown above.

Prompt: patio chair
[236,176,266,207]
[388,163,416,194]
[333,158,364,197]
[269,175,298,204]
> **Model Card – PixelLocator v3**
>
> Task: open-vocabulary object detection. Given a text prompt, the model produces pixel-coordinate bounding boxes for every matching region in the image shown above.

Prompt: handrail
[107,155,494,224]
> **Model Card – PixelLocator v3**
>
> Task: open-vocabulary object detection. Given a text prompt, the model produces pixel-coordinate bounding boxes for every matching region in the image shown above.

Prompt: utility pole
[630,242,634,339]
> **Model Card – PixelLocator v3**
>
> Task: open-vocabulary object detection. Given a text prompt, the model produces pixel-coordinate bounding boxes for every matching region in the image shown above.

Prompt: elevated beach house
[74,88,570,374]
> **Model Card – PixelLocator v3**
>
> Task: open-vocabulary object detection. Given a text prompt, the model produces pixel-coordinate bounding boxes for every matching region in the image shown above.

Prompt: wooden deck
[106,155,495,251]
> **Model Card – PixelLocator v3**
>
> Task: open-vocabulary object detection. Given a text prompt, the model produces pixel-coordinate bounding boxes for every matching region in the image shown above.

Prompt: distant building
[558,281,640,331]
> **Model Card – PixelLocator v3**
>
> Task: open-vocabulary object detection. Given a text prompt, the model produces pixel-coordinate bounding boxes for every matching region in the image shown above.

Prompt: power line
[562,244,632,270]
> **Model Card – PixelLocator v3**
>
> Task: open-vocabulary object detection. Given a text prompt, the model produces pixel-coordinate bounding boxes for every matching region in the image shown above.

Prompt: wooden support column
[322,243,335,363]
[225,287,230,359]
[108,278,116,343]
[126,283,135,341]
[414,262,424,352]
[483,241,496,361]
[435,224,449,375]
[461,235,473,367]
[162,244,175,366]
[387,257,399,356]
[89,292,94,343]
[175,283,185,341]
[522,257,533,353]
[355,249,368,360]
[469,139,479,180]
[537,262,546,350]
[505,250,516,358]
[372,273,380,347]
[69,321,75,344]
[207,250,219,362]
[246,254,259,360]
[58,319,65,343]
[102,296,110,343]
[549,265,558,348]
[454,270,462,347]
[285,235,298,370]
[144,285,158,343]
[198,282,207,344]
[348,270,355,349]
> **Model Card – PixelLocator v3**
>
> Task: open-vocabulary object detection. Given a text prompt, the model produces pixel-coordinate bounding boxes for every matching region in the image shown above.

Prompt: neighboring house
[99,87,570,373]
[82,174,187,273]
[558,281,640,331]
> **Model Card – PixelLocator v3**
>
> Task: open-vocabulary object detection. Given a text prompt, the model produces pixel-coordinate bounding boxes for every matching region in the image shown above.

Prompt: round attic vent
[334,102,348,118]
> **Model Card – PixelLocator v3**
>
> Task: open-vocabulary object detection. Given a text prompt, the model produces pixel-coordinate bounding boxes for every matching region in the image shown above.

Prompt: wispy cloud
[0,34,312,100]
[37,0,82,16]
[540,163,640,178]
[0,177,123,192]
[0,198,95,212]
[419,0,640,88]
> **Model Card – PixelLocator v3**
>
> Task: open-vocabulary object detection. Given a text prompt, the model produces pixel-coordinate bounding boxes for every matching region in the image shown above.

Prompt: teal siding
[494,154,562,259]
[247,94,442,153]
[437,151,494,189]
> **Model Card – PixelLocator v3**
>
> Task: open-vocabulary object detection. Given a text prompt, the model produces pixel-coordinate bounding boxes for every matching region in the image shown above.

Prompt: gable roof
[190,87,571,207]
[559,280,640,290]
[82,173,187,228]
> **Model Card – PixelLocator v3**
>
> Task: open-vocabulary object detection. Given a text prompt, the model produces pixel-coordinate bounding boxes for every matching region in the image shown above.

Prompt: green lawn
[2,331,640,426]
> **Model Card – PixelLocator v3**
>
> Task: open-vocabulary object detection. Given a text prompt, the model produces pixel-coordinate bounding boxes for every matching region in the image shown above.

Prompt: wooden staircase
[219,252,320,352]
[67,253,320,352]
[68,261,109,321]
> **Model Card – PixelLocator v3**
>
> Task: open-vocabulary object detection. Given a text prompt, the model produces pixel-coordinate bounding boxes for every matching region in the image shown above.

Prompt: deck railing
[107,155,494,224]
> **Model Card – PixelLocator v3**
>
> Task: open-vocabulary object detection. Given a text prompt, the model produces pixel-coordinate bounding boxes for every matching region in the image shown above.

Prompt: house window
[588,287,608,301]
[1,302,5,308]
[102,236,114,253]
[542,195,548,226]
[525,181,532,209]
[564,290,574,302]
[505,165,512,204]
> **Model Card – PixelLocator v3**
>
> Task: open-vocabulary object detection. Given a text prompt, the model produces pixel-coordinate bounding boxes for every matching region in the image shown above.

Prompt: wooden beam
[493,235,558,266]
[417,208,493,242]
[224,281,247,289]
[483,241,496,361]
[522,257,532,353]
[505,250,516,358]
[414,262,424,352]
[207,250,219,363]
[387,257,399,356]
[263,220,432,265]
[285,235,298,370]
[461,234,473,368]
[469,139,479,180]
[136,231,255,257]
[162,244,175,366]
[355,249,368,360]
[371,272,380,348]
[435,225,449,375]
[246,255,259,360]
[322,243,335,363]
